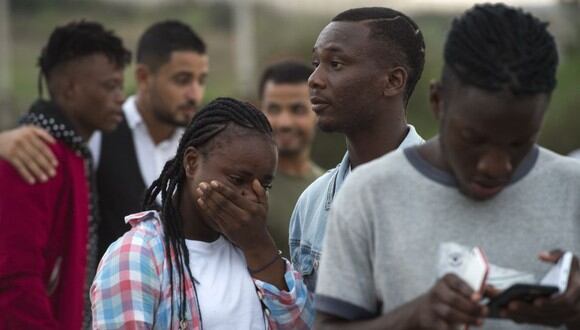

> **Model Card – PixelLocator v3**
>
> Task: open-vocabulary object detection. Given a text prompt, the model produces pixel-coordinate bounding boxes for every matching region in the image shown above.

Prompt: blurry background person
[0,20,210,260]
[258,60,324,257]
[0,21,130,329]
[91,20,208,259]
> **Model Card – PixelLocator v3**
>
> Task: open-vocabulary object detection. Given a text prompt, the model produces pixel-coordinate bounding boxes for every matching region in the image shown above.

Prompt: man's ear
[183,146,200,178]
[383,66,407,98]
[59,75,78,106]
[429,80,445,121]
[135,64,152,92]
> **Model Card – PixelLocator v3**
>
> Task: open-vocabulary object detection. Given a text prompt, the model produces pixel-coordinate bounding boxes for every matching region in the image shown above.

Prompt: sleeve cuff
[253,259,302,304]
[315,294,376,321]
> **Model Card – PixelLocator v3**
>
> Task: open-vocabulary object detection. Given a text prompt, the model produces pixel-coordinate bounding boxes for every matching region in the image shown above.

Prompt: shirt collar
[123,95,143,130]
[399,124,424,149]
[325,124,424,209]
[122,95,185,144]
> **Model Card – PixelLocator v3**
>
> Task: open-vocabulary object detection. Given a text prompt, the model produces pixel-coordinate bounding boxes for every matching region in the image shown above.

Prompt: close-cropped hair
[332,7,426,105]
[443,3,558,95]
[38,20,131,83]
[258,60,313,99]
[136,20,206,72]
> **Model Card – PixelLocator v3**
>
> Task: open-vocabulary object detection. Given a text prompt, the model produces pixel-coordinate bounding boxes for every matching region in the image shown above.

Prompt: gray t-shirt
[316,146,580,329]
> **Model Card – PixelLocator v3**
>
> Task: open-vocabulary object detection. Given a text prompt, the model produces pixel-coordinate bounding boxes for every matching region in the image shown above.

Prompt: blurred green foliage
[4,1,580,168]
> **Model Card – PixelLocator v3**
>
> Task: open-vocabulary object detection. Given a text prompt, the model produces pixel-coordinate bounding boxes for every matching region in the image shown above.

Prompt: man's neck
[417,137,450,172]
[345,111,408,169]
[277,150,313,177]
[135,95,177,145]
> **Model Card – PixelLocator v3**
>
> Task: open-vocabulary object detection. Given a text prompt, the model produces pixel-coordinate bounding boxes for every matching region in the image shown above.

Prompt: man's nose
[476,149,513,180]
[308,66,326,90]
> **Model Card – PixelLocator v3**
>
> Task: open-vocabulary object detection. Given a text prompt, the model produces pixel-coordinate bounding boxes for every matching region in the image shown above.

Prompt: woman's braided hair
[142,97,272,324]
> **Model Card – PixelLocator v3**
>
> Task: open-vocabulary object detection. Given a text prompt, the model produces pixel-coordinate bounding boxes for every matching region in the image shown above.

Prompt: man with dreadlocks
[91,98,312,329]
[0,21,130,329]
[315,4,580,329]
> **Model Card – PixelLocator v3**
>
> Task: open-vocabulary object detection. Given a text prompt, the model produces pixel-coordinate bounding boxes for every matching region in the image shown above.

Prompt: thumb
[539,249,565,264]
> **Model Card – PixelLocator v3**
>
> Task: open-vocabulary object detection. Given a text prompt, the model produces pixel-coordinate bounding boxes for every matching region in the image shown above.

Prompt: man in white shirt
[0,20,209,260]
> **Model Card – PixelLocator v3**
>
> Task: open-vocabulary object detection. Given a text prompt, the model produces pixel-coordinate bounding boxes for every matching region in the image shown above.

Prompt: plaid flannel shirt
[91,211,314,329]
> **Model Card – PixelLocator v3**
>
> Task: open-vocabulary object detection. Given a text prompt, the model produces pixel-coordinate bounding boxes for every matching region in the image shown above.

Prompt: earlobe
[383,66,407,97]
[62,78,76,103]
[429,80,444,120]
[135,64,150,90]
[183,146,200,178]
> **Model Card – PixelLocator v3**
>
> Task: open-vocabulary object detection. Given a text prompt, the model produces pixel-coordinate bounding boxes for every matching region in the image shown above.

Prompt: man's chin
[460,183,505,201]
[316,120,339,133]
[278,148,304,158]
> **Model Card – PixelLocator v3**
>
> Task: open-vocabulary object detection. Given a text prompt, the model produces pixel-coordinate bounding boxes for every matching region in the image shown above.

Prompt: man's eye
[267,106,281,115]
[263,183,273,191]
[311,60,320,68]
[330,61,343,69]
[174,75,192,86]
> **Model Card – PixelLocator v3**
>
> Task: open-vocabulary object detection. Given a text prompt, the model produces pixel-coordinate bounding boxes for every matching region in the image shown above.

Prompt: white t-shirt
[185,236,266,330]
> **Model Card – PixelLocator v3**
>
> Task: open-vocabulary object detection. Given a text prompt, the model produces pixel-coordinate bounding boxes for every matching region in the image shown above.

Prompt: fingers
[433,274,486,325]
[502,301,564,326]
[0,126,58,184]
[197,182,246,224]
[10,156,36,184]
[17,136,56,182]
[483,285,501,298]
[29,128,58,167]
[209,180,253,210]
[539,249,564,263]
[252,179,267,205]
[31,126,56,145]
[442,274,476,301]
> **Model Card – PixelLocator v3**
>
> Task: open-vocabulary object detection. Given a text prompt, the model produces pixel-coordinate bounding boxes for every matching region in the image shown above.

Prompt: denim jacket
[288,125,424,292]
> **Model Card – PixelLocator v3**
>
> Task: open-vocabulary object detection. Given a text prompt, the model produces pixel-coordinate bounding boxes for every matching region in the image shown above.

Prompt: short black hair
[258,60,313,99]
[332,7,426,105]
[443,3,558,95]
[38,20,131,83]
[137,20,206,72]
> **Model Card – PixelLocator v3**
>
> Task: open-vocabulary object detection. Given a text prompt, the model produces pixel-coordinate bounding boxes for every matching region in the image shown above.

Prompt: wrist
[242,231,277,256]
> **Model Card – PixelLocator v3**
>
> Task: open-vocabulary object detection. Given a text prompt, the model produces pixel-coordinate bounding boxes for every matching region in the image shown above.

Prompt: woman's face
[183,129,277,231]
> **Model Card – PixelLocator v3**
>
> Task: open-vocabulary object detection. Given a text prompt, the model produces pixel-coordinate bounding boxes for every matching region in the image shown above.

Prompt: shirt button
[257,291,264,300]
[264,308,271,316]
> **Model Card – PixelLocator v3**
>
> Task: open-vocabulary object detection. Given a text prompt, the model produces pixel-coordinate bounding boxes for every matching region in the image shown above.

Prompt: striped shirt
[91,211,314,329]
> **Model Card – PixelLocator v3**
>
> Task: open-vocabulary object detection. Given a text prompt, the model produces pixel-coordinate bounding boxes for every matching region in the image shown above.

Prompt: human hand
[410,273,488,329]
[196,179,271,252]
[0,126,57,184]
[499,250,580,328]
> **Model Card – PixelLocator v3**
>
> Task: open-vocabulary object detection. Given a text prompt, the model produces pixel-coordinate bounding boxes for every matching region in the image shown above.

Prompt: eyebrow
[312,44,345,54]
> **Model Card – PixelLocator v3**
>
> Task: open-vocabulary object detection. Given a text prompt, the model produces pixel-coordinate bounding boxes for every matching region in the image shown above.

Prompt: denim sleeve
[288,195,304,266]
[252,260,315,330]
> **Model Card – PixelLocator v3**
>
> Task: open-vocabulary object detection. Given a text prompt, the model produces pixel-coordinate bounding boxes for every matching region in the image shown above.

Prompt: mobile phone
[487,284,559,318]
